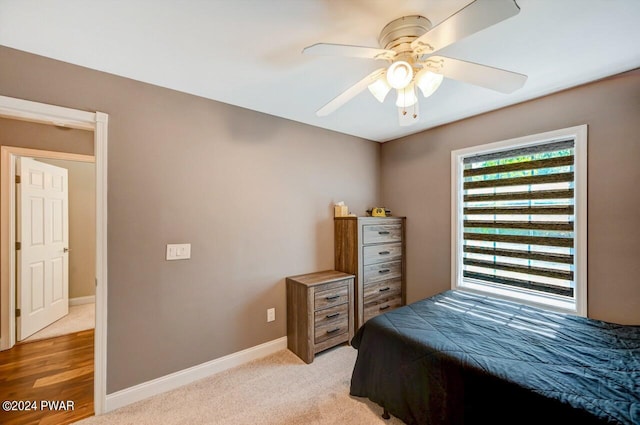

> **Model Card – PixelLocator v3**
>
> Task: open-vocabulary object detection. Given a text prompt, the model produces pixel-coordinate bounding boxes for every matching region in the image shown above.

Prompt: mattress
[350,290,640,425]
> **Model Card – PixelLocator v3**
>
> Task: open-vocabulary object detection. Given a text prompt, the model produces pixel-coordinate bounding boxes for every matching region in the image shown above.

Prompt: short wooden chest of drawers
[334,217,406,329]
[286,270,355,363]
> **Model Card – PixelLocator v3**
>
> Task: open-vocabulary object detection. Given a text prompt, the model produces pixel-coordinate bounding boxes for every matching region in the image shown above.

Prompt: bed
[350,290,640,425]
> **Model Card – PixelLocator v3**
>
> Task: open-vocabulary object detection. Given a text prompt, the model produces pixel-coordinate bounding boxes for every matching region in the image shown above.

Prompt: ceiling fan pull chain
[413,86,418,119]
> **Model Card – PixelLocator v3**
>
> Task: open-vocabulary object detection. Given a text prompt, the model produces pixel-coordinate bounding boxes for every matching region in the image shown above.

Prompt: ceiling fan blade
[411,0,520,55]
[422,56,527,93]
[317,68,386,116]
[398,101,420,127]
[303,43,396,61]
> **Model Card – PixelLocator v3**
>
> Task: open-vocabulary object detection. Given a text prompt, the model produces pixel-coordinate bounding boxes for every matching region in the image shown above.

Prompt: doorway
[0,95,108,414]
[1,146,97,424]
[15,154,96,343]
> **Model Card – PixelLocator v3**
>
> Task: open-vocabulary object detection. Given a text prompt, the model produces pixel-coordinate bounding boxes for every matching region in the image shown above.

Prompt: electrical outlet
[267,308,275,322]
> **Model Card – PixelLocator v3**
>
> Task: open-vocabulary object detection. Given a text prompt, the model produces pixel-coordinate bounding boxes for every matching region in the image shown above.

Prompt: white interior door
[16,157,69,341]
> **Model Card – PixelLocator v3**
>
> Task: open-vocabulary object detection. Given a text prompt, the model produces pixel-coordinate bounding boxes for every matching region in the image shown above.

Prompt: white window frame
[451,125,588,316]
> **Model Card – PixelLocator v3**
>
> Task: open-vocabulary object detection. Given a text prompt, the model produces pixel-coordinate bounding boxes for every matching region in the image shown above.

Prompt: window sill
[457,279,577,315]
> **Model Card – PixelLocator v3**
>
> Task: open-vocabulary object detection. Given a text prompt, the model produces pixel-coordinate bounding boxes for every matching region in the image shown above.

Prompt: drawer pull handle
[378,231,390,235]
[326,312,340,319]
[379,287,391,292]
[379,305,390,311]
[325,294,340,301]
[327,327,341,334]
[378,269,391,274]
[379,251,390,255]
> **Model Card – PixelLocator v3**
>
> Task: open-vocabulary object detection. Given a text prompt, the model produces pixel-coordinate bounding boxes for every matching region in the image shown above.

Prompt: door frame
[0,95,108,415]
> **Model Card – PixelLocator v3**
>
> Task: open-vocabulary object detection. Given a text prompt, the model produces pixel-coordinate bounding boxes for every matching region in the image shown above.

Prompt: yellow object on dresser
[371,207,386,217]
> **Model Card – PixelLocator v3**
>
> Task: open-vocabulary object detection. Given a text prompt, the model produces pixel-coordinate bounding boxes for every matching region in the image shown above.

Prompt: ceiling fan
[303,0,527,126]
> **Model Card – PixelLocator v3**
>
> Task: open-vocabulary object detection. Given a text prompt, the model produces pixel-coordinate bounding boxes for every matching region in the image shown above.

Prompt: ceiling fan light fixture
[368,76,392,103]
[386,61,414,89]
[395,84,418,108]
[415,69,444,98]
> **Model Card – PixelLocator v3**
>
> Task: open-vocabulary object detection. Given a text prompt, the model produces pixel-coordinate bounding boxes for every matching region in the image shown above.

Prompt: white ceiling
[1,0,639,142]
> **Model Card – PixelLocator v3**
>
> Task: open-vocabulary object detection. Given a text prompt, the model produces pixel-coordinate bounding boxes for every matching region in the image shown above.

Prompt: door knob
[63,247,71,253]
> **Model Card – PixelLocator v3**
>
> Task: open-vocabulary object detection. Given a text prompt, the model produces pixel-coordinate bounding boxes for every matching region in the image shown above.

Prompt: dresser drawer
[362,224,402,244]
[363,278,402,304]
[363,260,402,284]
[314,315,349,344]
[363,242,402,265]
[314,303,349,327]
[314,282,349,311]
[363,295,403,323]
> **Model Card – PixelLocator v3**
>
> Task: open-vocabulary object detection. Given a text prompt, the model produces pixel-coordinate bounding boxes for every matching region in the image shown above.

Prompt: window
[451,125,587,315]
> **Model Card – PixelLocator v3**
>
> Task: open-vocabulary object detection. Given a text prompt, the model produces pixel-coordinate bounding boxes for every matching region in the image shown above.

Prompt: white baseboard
[104,336,288,413]
[69,295,96,306]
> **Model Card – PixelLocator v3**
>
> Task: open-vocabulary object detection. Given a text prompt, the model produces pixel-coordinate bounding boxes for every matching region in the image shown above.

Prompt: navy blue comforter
[350,290,640,425]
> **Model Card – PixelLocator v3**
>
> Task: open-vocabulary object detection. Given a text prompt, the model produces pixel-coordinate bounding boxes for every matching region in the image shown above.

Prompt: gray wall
[381,70,640,325]
[0,46,380,392]
[0,117,94,155]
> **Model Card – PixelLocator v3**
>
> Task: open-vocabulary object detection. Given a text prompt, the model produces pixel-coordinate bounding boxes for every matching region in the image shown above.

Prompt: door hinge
[15,241,21,250]
[15,175,21,184]
[16,308,21,318]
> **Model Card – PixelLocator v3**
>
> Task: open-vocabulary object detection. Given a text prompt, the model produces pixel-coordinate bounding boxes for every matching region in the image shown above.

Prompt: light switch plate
[166,243,191,260]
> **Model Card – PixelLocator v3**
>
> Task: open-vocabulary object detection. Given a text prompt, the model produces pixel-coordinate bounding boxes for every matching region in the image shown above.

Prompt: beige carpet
[77,345,405,425]
[23,303,95,342]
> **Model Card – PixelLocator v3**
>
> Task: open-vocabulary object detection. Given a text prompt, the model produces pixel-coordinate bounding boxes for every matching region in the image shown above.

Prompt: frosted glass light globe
[386,61,414,89]
[368,76,392,102]
[396,84,418,108]
[415,69,444,98]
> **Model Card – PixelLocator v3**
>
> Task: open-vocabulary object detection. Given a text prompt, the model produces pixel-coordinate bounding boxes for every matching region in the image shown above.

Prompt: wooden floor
[0,329,94,425]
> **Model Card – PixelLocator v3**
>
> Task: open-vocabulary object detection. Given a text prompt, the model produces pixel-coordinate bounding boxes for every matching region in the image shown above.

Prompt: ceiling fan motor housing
[379,15,432,63]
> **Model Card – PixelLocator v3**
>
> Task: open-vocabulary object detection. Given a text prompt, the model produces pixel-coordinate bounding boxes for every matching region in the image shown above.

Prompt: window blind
[462,139,575,298]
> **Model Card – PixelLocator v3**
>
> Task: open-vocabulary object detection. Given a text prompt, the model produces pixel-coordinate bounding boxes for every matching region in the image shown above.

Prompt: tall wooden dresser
[334,216,406,329]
